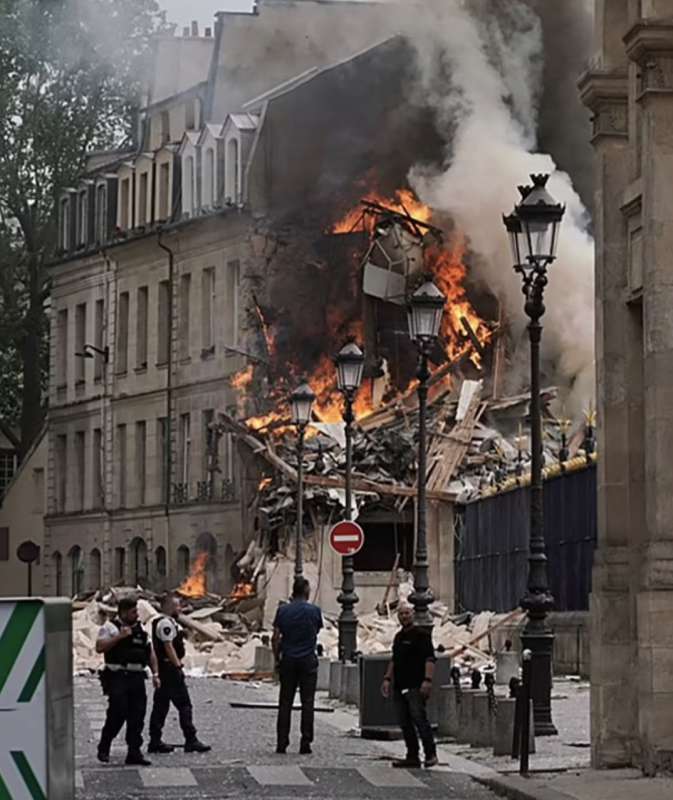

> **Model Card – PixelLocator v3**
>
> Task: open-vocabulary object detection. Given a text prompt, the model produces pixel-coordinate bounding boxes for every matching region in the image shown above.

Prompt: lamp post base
[337,616,358,663]
[520,626,557,736]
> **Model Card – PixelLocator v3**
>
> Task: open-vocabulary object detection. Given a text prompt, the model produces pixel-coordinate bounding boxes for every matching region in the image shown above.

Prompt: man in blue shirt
[272,577,323,754]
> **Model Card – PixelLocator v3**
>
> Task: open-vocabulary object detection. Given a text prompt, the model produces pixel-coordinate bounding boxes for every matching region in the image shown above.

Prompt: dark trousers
[276,655,318,748]
[149,668,197,744]
[99,672,147,755]
[394,688,436,760]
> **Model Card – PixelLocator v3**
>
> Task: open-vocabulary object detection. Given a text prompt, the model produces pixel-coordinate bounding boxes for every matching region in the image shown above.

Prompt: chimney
[191,20,199,37]
[205,27,212,37]
[182,26,189,37]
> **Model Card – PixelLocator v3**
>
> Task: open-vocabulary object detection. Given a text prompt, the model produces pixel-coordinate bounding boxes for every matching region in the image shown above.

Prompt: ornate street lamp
[335,340,365,661]
[503,173,565,736]
[406,280,446,630]
[290,381,315,579]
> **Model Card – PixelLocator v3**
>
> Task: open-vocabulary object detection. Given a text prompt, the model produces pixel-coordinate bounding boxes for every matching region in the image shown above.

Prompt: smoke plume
[400,0,595,413]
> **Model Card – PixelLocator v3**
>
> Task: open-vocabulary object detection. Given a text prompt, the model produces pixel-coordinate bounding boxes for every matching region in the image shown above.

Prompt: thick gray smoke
[398,0,595,413]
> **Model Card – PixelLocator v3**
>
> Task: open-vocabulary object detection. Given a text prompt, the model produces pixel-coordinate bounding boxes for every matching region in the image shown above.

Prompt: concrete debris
[72,584,517,680]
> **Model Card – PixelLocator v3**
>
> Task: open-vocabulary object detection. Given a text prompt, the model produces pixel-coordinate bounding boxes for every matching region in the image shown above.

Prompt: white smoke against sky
[403,0,595,412]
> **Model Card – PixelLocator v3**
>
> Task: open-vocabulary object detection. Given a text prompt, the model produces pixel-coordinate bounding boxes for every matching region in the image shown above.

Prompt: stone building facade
[43,2,459,605]
[580,0,673,773]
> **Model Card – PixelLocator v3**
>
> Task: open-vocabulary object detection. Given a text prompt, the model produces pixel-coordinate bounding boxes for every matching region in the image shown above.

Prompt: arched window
[52,551,63,596]
[177,545,190,579]
[225,138,239,203]
[68,545,84,597]
[155,546,167,577]
[114,546,126,583]
[89,548,102,591]
[205,148,215,207]
[129,537,148,585]
[155,545,167,591]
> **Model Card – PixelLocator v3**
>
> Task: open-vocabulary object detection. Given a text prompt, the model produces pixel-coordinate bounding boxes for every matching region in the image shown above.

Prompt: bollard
[339,663,358,704]
[438,684,459,737]
[317,656,331,691]
[470,693,494,747]
[344,662,360,706]
[328,660,343,699]
[494,697,535,756]
[518,649,533,775]
[456,689,480,744]
[253,645,275,673]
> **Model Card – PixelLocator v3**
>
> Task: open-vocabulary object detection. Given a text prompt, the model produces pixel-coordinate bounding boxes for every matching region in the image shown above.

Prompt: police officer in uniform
[96,596,159,765]
[148,594,210,754]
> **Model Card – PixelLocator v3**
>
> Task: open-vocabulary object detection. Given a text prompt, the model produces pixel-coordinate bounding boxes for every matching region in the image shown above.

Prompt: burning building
[41,1,593,610]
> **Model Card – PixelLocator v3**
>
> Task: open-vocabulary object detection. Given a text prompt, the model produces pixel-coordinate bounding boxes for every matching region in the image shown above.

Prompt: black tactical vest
[104,618,150,667]
[152,616,185,665]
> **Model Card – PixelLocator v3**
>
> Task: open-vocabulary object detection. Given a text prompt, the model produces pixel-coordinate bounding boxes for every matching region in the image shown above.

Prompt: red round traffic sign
[329,521,365,556]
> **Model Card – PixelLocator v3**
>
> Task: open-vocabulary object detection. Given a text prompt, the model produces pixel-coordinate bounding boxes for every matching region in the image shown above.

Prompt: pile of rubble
[72,580,518,678]
[220,379,596,544]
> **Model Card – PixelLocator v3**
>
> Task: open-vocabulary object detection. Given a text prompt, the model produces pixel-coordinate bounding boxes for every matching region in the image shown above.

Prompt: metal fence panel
[455,466,597,613]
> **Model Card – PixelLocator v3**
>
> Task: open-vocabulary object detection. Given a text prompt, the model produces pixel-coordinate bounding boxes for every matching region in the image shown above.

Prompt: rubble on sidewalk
[71,575,520,680]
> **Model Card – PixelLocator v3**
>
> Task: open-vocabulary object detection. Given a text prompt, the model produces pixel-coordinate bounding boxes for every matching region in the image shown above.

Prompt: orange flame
[254,303,275,358]
[332,188,432,234]
[258,476,272,491]
[239,187,491,438]
[428,239,492,367]
[232,365,254,391]
[230,581,256,601]
[177,552,208,598]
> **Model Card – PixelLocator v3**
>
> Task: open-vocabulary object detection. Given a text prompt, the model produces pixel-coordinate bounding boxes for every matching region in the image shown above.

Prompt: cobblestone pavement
[75,676,499,799]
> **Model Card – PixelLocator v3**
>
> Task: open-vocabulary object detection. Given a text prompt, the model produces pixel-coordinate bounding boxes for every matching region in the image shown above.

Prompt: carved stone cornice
[578,68,629,141]
[624,20,673,98]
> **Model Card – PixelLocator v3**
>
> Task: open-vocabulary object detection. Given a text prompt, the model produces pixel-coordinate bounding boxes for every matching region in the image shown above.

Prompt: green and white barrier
[0,599,73,800]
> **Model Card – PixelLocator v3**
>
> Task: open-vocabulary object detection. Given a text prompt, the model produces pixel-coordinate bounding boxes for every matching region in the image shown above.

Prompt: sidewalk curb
[473,775,578,800]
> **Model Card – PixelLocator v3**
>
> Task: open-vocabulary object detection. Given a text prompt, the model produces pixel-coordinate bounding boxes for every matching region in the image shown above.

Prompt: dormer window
[96,184,107,243]
[184,155,195,216]
[158,162,170,221]
[138,172,148,226]
[225,138,240,204]
[186,101,195,130]
[120,177,130,229]
[60,197,70,250]
[78,190,88,247]
[204,148,215,207]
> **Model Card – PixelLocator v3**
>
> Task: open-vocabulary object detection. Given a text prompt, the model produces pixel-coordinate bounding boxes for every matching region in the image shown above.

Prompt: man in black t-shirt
[381,604,437,768]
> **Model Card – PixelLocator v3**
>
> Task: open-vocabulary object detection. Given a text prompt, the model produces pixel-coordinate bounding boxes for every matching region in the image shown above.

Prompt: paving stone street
[74,676,499,799]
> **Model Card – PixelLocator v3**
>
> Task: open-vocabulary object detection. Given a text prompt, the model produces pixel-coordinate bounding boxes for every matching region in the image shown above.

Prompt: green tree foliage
[0,0,169,457]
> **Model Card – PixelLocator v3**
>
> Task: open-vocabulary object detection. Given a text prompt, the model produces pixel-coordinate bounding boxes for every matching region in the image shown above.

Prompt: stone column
[579,0,634,766]
[625,18,673,774]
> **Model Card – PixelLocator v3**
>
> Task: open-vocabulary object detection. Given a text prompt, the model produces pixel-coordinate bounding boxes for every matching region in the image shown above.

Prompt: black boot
[148,741,174,754]
[184,739,211,753]
[299,739,312,755]
[125,752,152,766]
[96,748,110,764]
[392,756,421,768]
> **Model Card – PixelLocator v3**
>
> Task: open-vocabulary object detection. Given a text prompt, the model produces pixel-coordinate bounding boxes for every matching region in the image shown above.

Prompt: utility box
[358,653,450,738]
[0,598,73,799]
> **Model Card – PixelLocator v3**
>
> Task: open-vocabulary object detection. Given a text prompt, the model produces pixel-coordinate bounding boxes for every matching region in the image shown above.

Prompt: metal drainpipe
[99,247,114,585]
[157,233,175,518]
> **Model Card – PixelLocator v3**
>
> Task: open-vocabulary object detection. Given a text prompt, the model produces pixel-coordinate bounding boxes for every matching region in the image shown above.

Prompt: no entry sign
[329,521,365,557]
